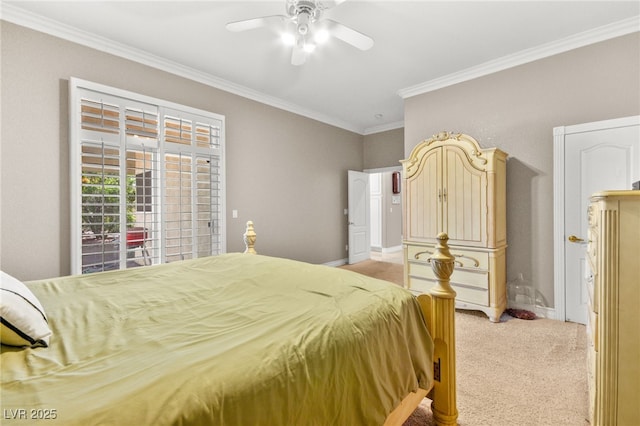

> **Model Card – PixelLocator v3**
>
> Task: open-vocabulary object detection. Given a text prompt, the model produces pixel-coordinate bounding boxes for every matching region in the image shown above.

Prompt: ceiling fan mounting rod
[287,0,321,22]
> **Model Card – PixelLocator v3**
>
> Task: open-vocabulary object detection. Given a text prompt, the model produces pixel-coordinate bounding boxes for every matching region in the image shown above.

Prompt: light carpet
[339,260,588,426]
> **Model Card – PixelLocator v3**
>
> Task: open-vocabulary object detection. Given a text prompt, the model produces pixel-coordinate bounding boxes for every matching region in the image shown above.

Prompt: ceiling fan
[225,0,374,66]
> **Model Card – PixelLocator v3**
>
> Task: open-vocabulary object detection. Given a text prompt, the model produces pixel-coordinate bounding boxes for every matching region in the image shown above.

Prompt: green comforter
[1,254,433,425]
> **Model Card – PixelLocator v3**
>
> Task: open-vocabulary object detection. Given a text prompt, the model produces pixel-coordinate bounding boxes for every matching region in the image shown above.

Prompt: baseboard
[324,258,347,267]
[381,245,402,254]
[371,246,402,254]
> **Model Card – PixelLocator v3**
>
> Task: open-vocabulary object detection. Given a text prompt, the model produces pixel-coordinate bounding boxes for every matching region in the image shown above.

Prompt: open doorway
[366,167,403,264]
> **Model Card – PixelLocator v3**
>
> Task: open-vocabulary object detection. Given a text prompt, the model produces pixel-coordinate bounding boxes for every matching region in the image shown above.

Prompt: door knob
[568,235,584,243]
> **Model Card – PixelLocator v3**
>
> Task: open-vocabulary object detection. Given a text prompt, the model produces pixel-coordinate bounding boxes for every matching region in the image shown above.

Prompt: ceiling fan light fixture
[303,41,316,53]
[281,32,296,46]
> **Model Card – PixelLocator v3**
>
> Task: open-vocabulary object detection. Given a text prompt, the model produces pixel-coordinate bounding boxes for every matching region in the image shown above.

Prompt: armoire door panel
[406,147,441,241]
[443,146,487,246]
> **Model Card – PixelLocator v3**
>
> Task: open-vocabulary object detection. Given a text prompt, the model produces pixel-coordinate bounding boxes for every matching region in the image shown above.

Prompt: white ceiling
[3,1,639,134]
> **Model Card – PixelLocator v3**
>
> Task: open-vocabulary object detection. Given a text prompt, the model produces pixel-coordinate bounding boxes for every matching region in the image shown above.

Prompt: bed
[1,222,458,425]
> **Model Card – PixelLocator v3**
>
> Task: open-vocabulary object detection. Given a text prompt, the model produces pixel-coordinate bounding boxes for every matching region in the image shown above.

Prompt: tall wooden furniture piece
[401,132,508,322]
[586,191,640,426]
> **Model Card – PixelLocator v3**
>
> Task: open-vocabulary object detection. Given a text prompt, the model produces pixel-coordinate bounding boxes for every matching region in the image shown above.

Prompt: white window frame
[70,77,226,274]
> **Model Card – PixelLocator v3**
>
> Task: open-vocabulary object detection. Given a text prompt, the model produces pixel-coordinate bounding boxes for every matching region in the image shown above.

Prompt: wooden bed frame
[243,221,458,425]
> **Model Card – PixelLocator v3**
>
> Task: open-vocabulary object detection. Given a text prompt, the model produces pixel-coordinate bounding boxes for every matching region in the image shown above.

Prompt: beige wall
[404,33,640,310]
[0,22,363,280]
[363,127,404,170]
[380,171,402,249]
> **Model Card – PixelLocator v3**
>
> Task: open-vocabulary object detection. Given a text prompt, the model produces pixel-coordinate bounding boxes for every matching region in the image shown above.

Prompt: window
[70,78,225,274]
[136,170,153,213]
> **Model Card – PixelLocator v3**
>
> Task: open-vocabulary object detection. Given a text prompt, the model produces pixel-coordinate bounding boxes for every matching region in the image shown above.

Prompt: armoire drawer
[408,275,489,306]
[407,244,490,271]
[409,260,489,290]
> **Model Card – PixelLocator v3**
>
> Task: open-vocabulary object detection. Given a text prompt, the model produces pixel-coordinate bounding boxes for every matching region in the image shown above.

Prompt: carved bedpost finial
[430,233,456,297]
[243,221,257,254]
[429,232,458,425]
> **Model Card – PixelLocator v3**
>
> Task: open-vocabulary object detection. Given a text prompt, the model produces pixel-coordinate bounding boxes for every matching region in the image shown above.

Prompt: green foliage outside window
[82,175,137,236]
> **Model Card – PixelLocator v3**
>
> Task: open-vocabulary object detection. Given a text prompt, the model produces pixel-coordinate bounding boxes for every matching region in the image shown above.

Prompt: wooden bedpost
[243,221,257,254]
[425,232,458,425]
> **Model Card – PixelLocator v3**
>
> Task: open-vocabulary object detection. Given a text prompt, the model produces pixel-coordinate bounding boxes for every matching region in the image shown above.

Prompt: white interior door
[348,170,370,264]
[369,173,382,249]
[555,116,640,323]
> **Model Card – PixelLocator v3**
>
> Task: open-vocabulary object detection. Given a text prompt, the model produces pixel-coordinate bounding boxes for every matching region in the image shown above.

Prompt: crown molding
[0,3,363,134]
[398,15,640,99]
[363,120,404,135]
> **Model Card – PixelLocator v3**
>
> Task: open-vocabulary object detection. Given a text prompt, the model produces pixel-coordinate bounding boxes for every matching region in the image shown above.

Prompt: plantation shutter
[196,155,222,256]
[125,107,158,141]
[71,78,225,274]
[80,142,122,272]
[126,147,160,265]
[162,110,223,262]
[164,153,193,261]
[81,98,120,135]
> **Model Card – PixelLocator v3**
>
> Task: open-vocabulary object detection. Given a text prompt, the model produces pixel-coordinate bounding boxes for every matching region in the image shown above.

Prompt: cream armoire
[402,132,508,322]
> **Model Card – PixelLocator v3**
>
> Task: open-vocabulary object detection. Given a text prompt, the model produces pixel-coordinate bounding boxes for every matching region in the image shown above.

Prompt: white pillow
[1,271,51,347]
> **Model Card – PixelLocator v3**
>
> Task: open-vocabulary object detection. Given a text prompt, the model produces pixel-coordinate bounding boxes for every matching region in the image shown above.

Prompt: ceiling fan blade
[291,43,307,66]
[226,15,285,32]
[324,19,374,51]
